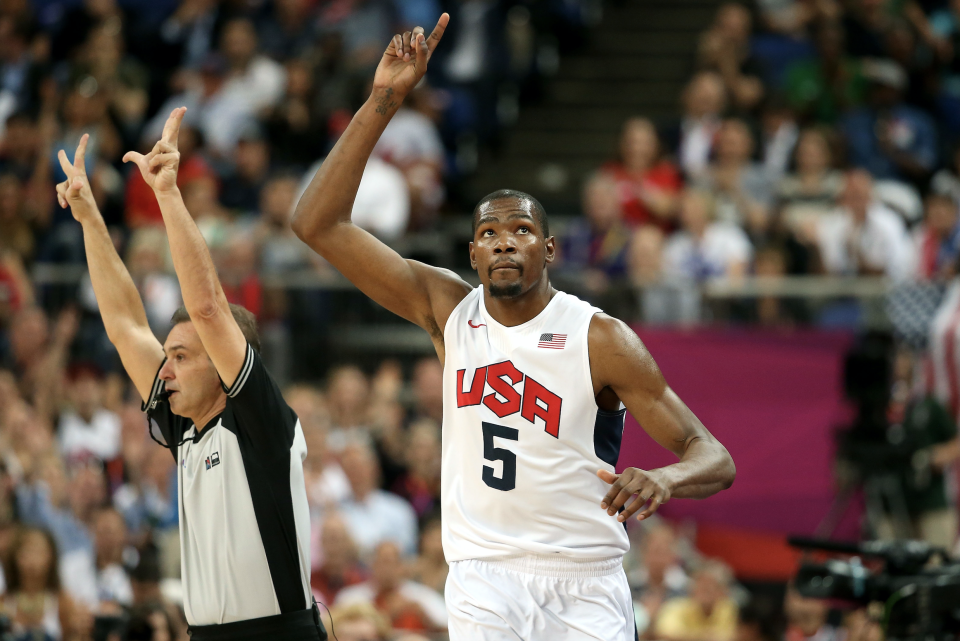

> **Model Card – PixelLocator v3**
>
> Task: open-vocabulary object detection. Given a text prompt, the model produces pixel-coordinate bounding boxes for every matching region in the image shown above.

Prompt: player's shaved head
[473,189,550,238]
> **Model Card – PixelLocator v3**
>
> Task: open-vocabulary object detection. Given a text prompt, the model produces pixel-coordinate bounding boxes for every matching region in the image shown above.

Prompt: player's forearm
[81,215,151,341]
[658,437,735,499]
[291,89,401,244]
[155,188,227,318]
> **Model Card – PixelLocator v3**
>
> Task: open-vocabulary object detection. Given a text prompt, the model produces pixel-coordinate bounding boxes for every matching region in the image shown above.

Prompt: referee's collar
[191,413,224,443]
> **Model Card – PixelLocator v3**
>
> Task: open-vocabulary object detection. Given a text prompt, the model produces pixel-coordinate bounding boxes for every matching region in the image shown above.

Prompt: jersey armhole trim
[141,359,167,412]
[222,344,255,397]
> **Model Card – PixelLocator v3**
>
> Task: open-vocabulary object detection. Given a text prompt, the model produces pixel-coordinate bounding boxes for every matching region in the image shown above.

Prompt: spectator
[663,189,753,282]
[91,507,132,608]
[697,3,765,112]
[311,513,366,607]
[263,59,328,170]
[408,517,445,595]
[841,59,938,183]
[784,22,867,124]
[338,441,418,558]
[661,72,727,178]
[3,526,83,639]
[256,173,312,275]
[560,172,634,294]
[816,170,913,279]
[0,172,37,261]
[219,17,287,114]
[629,523,689,636]
[391,419,440,518]
[57,364,121,464]
[318,0,396,71]
[219,124,271,214]
[335,540,447,632]
[914,193,960,280]
[297,156,410,240]
[695,118,773,237]
[373,87,446,230]
[783,585,838,641]
[603,117,681,230]
[218,231,262,317]
[777,128,844,233]
[256,0,317,61]
[654,560,738,641]
[410,357,443,423]
[327,365,371,437]
[122,228,181,335]
[758,98,799,182]
[328,602,391,641]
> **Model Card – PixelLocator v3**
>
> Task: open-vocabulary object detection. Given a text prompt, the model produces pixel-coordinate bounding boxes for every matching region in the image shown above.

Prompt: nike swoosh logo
[468,320,486,328]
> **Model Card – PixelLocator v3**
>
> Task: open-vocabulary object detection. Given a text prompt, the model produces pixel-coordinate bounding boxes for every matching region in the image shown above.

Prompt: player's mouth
[491,262,521,273]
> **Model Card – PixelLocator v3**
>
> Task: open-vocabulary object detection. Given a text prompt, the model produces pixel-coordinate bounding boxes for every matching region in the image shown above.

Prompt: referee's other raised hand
[123,106,187,194]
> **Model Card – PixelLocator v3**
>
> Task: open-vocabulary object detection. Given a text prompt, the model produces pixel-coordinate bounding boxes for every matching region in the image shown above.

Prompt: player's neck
[190,394,227,433]
[483,278,556,328]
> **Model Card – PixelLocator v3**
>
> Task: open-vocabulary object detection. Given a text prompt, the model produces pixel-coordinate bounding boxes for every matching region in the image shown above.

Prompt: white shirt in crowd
[335,580,448,628]
[374,108,445,167]
[297,157,409,240]
[338,489,418,558]
[662,222,754,281]
[58,409,121,462]
[817,202,914,281]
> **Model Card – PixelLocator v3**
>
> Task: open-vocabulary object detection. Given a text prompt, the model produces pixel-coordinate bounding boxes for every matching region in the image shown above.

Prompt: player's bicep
[113,328,166,403]
[191,307,249,390]
[301,221,468,328]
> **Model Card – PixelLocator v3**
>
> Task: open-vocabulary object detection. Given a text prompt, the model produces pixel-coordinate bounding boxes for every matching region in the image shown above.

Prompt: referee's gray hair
[171,304,261,353]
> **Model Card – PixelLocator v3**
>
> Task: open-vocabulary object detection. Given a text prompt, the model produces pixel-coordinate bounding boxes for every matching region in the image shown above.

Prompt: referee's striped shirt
[142,344,312,625]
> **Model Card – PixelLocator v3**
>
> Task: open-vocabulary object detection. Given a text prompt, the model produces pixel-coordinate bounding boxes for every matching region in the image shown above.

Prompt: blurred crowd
[555,0,960,325]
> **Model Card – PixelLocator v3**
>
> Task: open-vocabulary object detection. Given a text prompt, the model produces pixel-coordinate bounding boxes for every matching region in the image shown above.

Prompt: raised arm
[56,135,164,402]
[122,108,247,388]
[290,15,470,350]
[590,315,735,522]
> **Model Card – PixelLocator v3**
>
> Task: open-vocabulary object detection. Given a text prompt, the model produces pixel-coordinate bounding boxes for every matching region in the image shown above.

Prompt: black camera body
[790,538,960,640]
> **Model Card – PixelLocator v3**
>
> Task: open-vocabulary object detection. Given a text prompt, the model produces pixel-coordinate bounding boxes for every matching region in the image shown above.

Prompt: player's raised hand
[56,134,100,224]
[598,467,672,522]
[372,13,449,104]
[122,106,186,193]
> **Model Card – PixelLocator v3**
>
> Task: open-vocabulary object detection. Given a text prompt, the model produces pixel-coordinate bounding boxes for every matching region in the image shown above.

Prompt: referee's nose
[159,358,176,382]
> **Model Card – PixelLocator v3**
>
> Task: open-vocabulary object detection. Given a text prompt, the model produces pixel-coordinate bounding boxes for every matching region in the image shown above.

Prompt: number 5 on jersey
[482,421,518,491]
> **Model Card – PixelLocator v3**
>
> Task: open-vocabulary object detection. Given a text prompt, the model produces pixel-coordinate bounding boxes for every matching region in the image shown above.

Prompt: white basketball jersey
[441,286,631,562]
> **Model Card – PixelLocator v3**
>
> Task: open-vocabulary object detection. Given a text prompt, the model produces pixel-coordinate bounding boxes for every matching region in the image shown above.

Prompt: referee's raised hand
[56,134,99,224]
[123,106,186,194]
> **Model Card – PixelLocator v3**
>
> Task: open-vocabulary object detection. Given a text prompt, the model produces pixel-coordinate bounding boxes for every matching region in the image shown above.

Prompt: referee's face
[160,322,226,418]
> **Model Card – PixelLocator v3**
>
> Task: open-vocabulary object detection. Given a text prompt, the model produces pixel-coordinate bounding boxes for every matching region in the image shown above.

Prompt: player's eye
[518,226,530,234]
[482,229,495,237]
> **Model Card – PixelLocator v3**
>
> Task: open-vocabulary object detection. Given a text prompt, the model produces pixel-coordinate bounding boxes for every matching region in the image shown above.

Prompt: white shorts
[445,555,636,641]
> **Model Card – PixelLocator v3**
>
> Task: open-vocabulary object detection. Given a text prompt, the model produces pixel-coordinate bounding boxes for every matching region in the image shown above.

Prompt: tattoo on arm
[375,88,397,115]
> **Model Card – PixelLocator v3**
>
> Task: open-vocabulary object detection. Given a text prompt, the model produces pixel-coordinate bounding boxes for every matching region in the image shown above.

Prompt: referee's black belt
[187,605,327,641]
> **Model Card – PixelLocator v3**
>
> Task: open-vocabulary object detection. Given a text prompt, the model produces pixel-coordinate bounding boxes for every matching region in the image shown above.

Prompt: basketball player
[292,16,736,640]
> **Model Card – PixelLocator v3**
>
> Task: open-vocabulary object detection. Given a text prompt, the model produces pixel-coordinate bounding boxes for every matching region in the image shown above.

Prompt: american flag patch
[538,333,567,349]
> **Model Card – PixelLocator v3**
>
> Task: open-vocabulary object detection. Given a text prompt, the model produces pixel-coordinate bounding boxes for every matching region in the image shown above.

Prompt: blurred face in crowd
[158,321,225,422]
[620,118,659,171]
[182,176,221,220]
[841,170,873,221]
[642,525,679,580]
[784,586,828,635]
[285,59,313,99]
[328,366,369,427]
[68,370,106,422]
[127,229,168,277]
[261,177,298,227]
[0,173,22,223]
[583,174,621,232]
[221,234,258,281]
[795,130,832,175]
[10,307,47,366]
[143,444,174,492]
[925,195,958,237]
[716,120,753,164]
[716,3,751,44]
[406,421,440,482]
[419,519,443,561]
[684,72,726,119]
[69,464,106,519]
[412,358,443,420]
[679,190,713,237]
[627,225,664,284]
[691,566,729,613]
[236,138,270,181]
[221,19,258,67]
[470,196,555,300]
[94,508,127,567]
[341,444,378,499]
[0,116,38,163]
[321,515,357,573]
[15,530,56,592]
[371,541,403,593]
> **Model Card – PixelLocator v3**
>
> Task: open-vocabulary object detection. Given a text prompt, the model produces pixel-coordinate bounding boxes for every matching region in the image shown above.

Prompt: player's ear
[544,236,556,264]
[468,241,477,270]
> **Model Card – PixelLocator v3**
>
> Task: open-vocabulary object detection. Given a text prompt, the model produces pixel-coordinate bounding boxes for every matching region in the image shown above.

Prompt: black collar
[189,412,224,444]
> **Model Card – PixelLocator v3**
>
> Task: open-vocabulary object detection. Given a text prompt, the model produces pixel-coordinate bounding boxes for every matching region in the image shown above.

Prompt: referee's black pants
[187,606,327,641]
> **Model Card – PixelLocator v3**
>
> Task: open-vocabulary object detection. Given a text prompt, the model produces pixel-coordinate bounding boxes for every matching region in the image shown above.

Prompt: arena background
[0,0,956,638]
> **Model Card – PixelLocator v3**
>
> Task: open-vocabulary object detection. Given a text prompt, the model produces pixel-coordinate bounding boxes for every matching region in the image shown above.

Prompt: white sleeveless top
[441,286,631,562]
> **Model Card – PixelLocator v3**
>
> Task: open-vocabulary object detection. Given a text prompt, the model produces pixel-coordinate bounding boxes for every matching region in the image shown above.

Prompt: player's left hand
[598,467,672,522]
[123,106,186,193]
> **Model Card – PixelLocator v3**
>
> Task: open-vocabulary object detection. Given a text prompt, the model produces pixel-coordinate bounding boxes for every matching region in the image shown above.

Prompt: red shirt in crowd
[602,160,682,230]
[124,155,214,228]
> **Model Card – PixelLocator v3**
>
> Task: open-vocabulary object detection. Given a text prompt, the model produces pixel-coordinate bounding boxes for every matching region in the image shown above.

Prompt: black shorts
[187,606,327,641]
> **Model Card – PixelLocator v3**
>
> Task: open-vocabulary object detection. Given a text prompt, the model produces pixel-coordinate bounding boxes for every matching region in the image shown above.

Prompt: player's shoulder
[588,313,647,354]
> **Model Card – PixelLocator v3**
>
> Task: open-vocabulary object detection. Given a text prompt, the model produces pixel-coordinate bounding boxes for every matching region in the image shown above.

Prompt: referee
[57,110,326,640]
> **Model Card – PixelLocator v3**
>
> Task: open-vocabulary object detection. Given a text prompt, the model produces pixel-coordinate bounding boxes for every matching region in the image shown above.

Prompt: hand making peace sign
[122,106,187,193]
[55,134,100,224]
[372,13,449,104]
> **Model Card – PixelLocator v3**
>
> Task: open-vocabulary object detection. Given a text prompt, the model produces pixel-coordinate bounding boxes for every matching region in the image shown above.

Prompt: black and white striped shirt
[143,344,312,625]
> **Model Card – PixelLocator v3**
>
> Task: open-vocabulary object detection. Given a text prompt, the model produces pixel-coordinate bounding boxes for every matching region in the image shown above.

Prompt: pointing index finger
[161,107,187,147]
[73,134,89,174]
[425,13,449,53]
